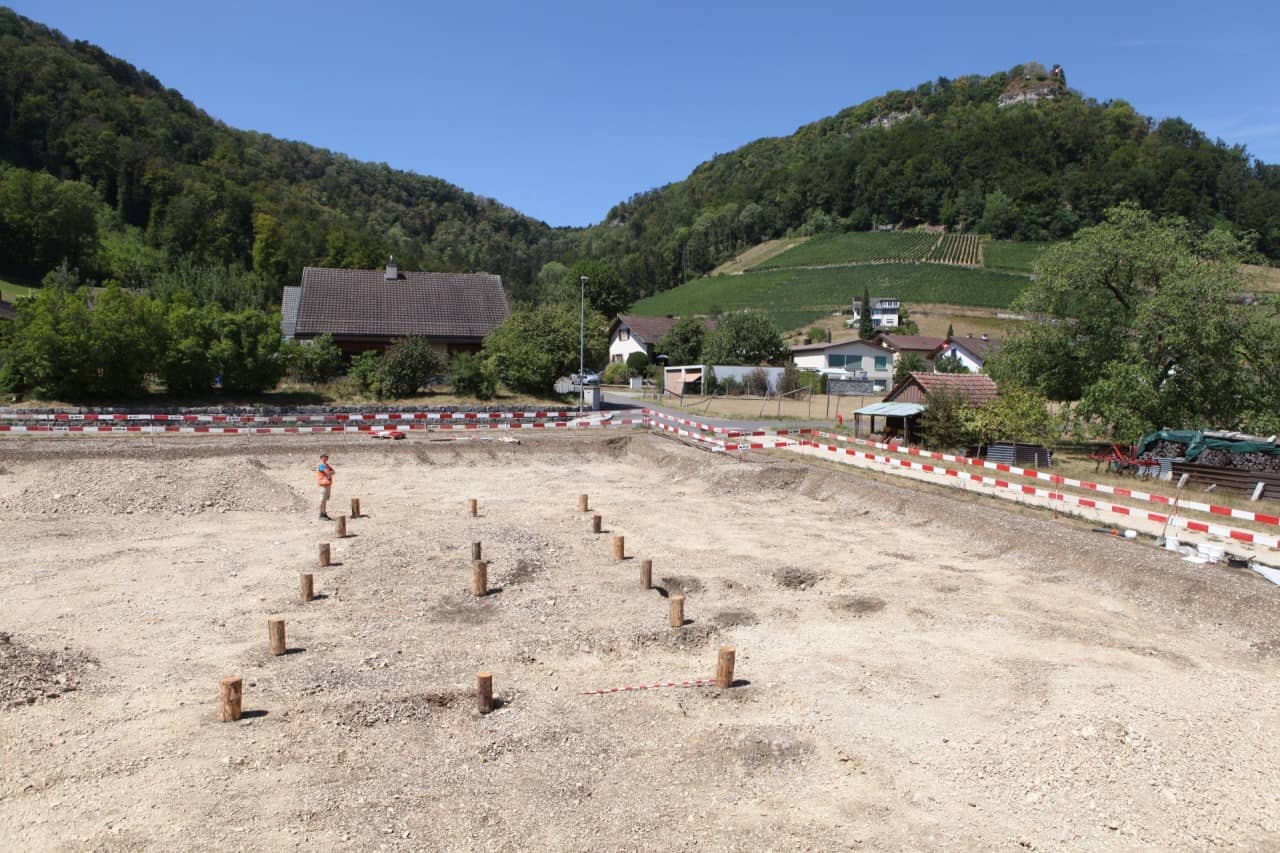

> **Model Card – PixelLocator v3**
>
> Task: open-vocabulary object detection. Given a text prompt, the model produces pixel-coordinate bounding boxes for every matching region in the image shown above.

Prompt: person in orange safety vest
[316,453,335,520]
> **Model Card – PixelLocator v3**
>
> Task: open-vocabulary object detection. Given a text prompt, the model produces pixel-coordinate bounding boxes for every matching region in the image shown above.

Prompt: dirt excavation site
[2,431,1279,851]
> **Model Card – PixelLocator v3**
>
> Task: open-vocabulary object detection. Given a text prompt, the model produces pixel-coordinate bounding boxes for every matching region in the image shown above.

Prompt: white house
[789,339,894,385]
[938,334,1000,373]
[847,297,900,330]
[608,314,715,364]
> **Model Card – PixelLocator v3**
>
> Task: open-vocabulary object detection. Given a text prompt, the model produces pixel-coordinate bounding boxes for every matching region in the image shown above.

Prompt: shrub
[919,387,975,450]
[287,334,344,383]
[746,367,770,396]
[348,351,381,393]
[375,337,445,398]
[806,326,830,343]
[625,352,650,375]
[601,361,630,385]
[450,352,497,400]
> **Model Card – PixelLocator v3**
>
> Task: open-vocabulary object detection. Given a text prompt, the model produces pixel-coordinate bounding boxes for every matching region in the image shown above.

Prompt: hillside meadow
[629,263,1030,331]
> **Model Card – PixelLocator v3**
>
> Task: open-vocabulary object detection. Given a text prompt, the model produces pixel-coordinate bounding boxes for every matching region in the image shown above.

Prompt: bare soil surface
[2,432,1279,851]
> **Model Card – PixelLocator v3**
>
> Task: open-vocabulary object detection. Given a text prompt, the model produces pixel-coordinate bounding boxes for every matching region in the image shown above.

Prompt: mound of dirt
[828,595,887,616]
[0,457,305,517]
[773,567,823,590]
[0,633,95,710]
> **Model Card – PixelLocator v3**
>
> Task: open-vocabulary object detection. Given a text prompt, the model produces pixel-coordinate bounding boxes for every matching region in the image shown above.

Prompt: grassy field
[753,232,936,268]
[630,264,1030,332]
[754,231,1036,272]
[0,276,40,302]
[983,241,1049,273]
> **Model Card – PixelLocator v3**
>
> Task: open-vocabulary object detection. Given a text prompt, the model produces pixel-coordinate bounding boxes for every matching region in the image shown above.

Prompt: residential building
[848,297,900,330]
[938,334,1000,373]
[608,314,715,364]
[286,260,508,355]
[789,338,894,386]
[884,371,999,406]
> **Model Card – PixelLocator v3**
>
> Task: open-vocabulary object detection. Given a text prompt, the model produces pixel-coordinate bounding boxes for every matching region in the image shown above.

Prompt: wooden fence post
[335,515,347,538]
[578,494,589,512]
[716,646,736,688]
[300,573,314,602]
[469,498,478,517]
[613,535,625,562]
[592,514,602,534]
[640,559,652,590]
[318,543,331,567]
[472,560,488,597]
[477,672,494,714]
[351,497,361,518]
[268,617,286,656]
[669,594,685,627]
[471,541,482,561]
[219,676,242,722]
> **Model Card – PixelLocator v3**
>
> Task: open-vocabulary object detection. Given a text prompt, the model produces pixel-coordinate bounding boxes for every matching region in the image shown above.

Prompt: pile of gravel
[0,632,95,710]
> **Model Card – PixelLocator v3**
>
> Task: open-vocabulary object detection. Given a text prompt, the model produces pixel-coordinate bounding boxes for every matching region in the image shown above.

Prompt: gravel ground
[1,431,1279,851]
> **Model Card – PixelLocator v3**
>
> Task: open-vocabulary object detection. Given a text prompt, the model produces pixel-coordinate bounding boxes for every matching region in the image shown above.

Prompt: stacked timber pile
[1198,448,1280,473]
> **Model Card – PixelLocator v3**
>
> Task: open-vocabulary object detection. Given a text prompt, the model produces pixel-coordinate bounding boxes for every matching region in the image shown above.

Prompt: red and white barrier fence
[797,438,1280,550]
[807,429,1280,531]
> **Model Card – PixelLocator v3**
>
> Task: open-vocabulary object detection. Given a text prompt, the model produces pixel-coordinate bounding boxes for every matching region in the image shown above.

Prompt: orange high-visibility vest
[317,463,333,486]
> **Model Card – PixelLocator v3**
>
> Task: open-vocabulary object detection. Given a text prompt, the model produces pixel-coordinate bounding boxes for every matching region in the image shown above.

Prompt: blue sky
[11,0,1280,227]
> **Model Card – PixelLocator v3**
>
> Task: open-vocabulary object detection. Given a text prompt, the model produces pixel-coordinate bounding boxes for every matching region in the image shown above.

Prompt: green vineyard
[754,231,993,271]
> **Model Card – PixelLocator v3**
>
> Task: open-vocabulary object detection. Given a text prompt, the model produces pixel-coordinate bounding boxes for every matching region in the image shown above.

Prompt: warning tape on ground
[641,408,797,439]
[583,677,720,695]
[797,439,1280,549]
[646,417,797,452]
[807,430,1280,530]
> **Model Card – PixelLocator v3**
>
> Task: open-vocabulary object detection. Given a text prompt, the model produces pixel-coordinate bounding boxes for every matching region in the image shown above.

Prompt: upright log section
[268,618,286,656]
[477,672,494,714]
[219,676,243,722]
[300,573,315,602]
[716,646,736,688]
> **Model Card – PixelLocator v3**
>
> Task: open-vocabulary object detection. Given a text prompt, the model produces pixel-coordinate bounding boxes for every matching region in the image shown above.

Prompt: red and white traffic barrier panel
[0,409,583,424]
[583,677,719,696]
[807,429,1280,530]
[0,418,647,436]
[796,438,1280,549]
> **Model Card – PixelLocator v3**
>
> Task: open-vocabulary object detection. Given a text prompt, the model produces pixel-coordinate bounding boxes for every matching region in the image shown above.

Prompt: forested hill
[0,7,570,300]
[582,63,1280,299]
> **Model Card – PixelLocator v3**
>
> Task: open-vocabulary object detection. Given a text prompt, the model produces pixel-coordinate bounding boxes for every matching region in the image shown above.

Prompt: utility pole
[579,275,588,413]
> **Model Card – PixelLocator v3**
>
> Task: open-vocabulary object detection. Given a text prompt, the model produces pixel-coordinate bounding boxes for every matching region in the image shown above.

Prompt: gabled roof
[612,314,716,346]
[790,337,885,354]
[885,372,999,406]
[944,335,1001,361]
[874,334,946,353]
[281,286,301,338]
[292,268,508,340]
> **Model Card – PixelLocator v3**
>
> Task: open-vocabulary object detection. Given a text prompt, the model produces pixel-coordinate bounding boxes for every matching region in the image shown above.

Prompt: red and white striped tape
[807,430,1280,530]
[0,410,581,423]
[797,439,1280,549]
[583,677,719,695]
[0,418,646,435]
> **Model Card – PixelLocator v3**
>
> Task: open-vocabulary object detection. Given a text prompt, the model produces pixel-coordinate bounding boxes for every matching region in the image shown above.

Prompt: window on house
[619,329,630,340]
[829,354,848,368]
[874,356,888,370]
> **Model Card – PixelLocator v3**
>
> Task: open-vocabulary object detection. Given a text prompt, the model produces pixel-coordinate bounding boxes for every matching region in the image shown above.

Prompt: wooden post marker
[335,514,347,538]
[472,560,488,597]
[300,572,315,602]
[268,617,286,656]
[476,672,494,714]
[669,594,685,627]
[592,514,602,534]
[469,498,478,517]
[219,676,243,722]
[612,535,625,562]
[351,497,361,518]
[318,543,331,567]
[471,541,482,561]
[716,646,736,689]
[578,494,589,512]
[640,558,652,590]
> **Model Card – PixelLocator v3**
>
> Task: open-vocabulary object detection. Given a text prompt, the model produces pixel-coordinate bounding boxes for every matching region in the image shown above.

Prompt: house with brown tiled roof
[287,260,508,355]
[608,314,715,364]
[938,334,1001,373]
[884,372,999,406]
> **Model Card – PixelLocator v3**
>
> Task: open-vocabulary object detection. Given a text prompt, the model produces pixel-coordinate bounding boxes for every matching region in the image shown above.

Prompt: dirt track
[2,432,1279,851]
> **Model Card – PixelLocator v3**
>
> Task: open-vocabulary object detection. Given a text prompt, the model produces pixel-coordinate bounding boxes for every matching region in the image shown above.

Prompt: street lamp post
[579,275,588,413]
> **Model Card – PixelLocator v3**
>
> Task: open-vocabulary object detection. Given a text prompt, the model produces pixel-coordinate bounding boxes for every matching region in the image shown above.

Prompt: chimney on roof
[385,256,398,281]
